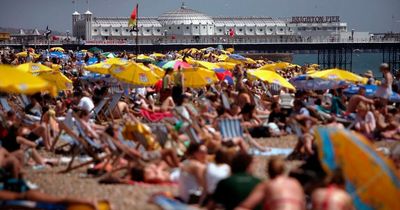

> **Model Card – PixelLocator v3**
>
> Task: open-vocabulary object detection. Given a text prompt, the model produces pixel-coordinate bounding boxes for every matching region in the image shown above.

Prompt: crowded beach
[0,46,399,210]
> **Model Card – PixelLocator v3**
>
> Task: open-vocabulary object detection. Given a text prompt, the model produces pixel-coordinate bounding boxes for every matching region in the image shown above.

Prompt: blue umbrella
[86,57,99,65]
[289,75,345,90]
[49,51,67,59]
[228,54,247,61]
[156,60,168,68]
[344,84,400,102]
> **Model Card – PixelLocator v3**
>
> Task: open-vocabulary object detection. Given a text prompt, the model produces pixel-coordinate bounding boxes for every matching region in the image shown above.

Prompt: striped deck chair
[270,83,282,96]
[260,82,273,98]
[279,93,295,109]
[218,118,244,141]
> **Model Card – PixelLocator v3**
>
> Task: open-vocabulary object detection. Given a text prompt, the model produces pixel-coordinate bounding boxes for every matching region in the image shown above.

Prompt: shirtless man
[236,157,305,210]
[346,87,374,114]
[311,169,354,210]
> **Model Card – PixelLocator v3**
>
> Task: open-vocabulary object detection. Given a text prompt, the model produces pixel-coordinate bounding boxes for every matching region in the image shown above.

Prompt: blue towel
[152,195,194,210]
[250,147,293,156]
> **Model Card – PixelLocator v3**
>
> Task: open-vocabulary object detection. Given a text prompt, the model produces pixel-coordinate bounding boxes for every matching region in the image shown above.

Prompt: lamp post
[164,29,168,44]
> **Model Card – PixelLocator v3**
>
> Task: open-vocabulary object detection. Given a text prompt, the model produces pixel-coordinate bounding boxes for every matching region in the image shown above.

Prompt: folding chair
[103,92,123,122]
[172,107,202,144]
[218,118,244,141]
[221,91,231,111]
[279,93,295,109]
[147,123,170,148]
[0,97,12,112]
[90,97,110,122]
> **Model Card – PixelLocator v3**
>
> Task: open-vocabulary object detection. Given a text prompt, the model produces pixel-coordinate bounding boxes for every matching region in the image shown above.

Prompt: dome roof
[157,3,214,25]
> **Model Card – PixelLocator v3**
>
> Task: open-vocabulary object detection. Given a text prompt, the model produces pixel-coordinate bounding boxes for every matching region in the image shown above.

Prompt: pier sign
[291,16,340,23]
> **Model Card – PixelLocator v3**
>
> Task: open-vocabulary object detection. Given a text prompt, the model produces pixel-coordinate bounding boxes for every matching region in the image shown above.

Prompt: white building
[72,3,349,44]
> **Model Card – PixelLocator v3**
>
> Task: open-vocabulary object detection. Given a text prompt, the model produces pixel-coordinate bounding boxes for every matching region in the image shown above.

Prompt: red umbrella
[214,68,232,81]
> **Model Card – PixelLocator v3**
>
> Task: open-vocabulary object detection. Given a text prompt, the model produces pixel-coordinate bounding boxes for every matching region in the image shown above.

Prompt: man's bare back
[264,176,305,210]
[346,95,373,113]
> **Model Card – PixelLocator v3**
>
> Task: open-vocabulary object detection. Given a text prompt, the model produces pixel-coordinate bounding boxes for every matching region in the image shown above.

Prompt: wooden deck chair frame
[172,107,202,144]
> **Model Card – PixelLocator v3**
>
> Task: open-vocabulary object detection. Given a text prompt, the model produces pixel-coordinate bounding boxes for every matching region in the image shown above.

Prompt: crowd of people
[0,46,399,210]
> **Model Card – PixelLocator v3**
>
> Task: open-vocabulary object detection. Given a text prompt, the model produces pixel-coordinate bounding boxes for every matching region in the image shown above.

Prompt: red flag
[229,28,235,37]
[128,4,138,28]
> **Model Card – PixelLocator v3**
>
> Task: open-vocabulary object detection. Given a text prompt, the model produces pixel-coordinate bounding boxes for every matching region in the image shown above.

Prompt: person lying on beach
[236,157,305,210]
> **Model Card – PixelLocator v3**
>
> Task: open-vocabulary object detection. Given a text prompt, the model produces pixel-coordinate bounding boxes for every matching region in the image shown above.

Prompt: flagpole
[135,4,139,58]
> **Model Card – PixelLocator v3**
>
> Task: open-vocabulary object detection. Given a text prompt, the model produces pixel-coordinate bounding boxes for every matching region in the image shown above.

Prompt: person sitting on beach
[0,148,97,208]
[178,143,207,204]
[311,169,354,210]
[77,109,105,140]
[203,148,232,203]
[354,102,376,138]
[208,152,262,210]
[236,156,305,210]
[345,86,374,116]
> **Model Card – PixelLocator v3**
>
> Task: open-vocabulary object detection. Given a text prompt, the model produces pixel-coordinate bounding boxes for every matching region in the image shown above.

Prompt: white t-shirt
[205,163,230,194]
[355,111,376,131]
[78,96,95,112]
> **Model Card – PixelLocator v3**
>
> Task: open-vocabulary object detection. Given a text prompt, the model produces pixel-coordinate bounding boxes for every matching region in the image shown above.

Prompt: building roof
[157,3,214,25]
[92,17,162,27]
[73,11,80,15]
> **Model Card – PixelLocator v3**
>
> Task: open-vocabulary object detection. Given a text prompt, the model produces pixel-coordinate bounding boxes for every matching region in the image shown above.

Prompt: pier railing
[1,37,399,46]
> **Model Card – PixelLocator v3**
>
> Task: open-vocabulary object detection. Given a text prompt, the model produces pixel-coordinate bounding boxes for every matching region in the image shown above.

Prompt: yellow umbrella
[226,48,235,53]
[50,47,65,52]
[51,64,62,71]
[245,58,257,64]
[192,60,220,70]
[309,68,368,84]
[216,62,237,71]
[109,62,160,86]
[84,58,129,74]
[217,54,229,62]
[257,63,277,71]
[38,70,73,91]
[181,67,218,88]
[17,62,53,73]
[248,70,296,90]
[0,65,56,96]
[274,62,292,69]
[315,127,400,210]
[150,53,165,59]
[146,64,165,78]
[136,54,155,62]
[16,52,40,59]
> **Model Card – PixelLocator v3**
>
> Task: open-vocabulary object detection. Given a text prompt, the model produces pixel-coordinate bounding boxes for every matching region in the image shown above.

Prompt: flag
[44,26,52,39]
[229,28,235,37]
[128,4,138,29]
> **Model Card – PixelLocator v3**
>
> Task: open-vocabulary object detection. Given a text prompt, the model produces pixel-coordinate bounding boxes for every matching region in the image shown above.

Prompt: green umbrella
[88,47,103,54]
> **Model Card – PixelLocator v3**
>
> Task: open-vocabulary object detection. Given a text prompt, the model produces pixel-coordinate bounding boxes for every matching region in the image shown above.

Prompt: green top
[213,172,262,210]
[174,71,183,86]
[162,74,170,89]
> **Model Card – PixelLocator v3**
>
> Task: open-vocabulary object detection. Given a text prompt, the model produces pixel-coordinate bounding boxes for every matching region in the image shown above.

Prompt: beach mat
[250,147,293,156]
[152,195,196,210]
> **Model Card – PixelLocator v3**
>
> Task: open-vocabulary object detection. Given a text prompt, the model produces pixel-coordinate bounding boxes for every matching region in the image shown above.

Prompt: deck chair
[0,97,12,112]
[270,83,282,96]
[54,111,107,173]
[172,107,202,144]
[221,91,231,111]
[147,123,170,148]
[279,93,295,109]
[90,97,110,122]
[103,91,123,122]
[261,81,273,98]
[218,118,244,141]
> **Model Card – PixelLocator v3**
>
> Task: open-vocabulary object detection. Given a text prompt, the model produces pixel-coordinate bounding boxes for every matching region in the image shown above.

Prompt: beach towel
[140,109,174,122]
[249,147,294,156]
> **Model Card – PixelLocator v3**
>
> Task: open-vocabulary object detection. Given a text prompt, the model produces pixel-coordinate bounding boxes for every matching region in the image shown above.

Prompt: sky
[0,0,399,33]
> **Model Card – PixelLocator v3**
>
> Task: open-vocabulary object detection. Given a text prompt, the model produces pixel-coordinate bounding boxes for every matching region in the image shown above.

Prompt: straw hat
[364,70,374,78]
